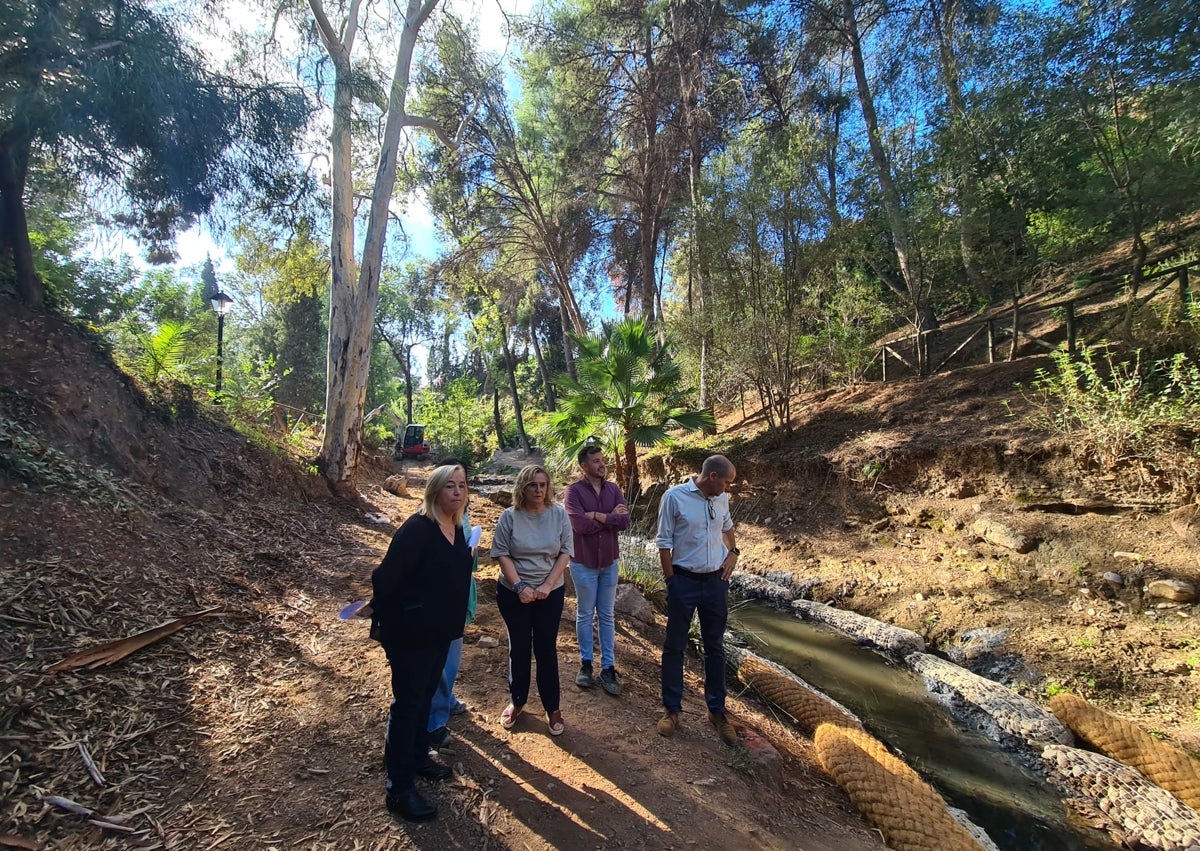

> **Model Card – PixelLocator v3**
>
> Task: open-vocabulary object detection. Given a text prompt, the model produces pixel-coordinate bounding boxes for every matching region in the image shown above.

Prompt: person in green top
[427,457,479,750]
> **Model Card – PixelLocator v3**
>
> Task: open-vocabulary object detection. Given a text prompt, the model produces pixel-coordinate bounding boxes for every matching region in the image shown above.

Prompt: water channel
[727,600,1118,851]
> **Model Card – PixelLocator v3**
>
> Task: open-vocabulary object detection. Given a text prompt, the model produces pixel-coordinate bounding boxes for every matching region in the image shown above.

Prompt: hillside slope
[655,355,1200,743]
[3,290,1198,850]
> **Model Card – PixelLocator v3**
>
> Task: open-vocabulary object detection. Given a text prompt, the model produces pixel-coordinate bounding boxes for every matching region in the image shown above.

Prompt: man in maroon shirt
[564,445,630,695]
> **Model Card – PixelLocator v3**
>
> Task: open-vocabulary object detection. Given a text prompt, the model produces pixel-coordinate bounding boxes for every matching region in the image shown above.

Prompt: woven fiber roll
[1050,693,1200,811]
[814,723,986,851]
[736,654,863,734]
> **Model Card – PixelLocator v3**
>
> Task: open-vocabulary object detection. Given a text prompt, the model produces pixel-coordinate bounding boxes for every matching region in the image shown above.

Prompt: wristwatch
[730,547,740,555]
[513,580,527,594]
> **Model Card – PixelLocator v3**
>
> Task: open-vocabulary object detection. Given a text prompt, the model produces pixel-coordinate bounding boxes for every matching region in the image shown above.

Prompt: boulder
[382,475,408,497]
[614,583,656,625]
[1171,505,1200,567]
[1146,579,1196,604]
[1170,504,1200,548]
[739,726,784,789]
[970,517,1038,553]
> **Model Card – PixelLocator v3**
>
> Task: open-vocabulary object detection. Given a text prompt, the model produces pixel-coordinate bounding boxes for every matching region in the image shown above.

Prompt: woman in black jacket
[370,463,472,822]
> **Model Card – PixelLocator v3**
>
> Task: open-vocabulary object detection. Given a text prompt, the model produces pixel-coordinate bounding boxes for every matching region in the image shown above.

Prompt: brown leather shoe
[708,711,738,746]
[657,711,681,737]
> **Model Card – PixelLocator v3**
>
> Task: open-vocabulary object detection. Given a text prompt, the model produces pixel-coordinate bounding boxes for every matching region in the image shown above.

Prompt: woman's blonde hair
[512,464,556,511]
[421,464,466,526]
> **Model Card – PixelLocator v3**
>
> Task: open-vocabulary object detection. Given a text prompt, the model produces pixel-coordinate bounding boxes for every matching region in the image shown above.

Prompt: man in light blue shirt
[655,454,739,745]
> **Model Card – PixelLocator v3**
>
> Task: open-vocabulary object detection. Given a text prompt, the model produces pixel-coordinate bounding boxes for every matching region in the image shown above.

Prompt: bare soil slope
[691,357,1200,745]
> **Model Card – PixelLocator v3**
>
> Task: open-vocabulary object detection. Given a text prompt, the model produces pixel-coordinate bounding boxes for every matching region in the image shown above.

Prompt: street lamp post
[210,291,234,403]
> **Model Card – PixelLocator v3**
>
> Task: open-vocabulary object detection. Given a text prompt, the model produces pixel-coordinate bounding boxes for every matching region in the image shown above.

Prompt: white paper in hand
[468,525,483,548]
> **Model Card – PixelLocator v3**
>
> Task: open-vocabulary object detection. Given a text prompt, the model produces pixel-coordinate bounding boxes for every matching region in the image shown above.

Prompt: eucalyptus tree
[678,118,828,430]
[913,0,1000,301]
[447,256,533,453]
[523,288,567,412]
[0,0,308,307]
[664,0,751,408]
[375,262,438,424]
[294,0,454,497]
[785,0,938,337]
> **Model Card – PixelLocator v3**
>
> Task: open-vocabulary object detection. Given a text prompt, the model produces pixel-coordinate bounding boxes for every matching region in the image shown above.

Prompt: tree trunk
[929,0,989,301]
[499,331,529,452]
[529,316,556,411]
[559,301,577,380]
[405,342,418,424]
[316,31,361,498]
[843,0,932,328]
[313,0,441,498]
[638,198,658,320]
[671,0,716,422]
[622,435,640,502]
[492,383,504,449]
[372,321,418,424]
[0,135,43,307]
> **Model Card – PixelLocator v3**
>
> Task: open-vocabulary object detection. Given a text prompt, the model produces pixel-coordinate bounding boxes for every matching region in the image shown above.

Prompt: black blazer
[370,513,472,647]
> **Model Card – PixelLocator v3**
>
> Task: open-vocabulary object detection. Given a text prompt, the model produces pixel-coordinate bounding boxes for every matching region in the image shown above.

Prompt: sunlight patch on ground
[462,737,673,835]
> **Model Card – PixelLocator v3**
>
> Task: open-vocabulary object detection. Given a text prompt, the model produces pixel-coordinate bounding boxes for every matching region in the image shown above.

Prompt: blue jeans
[569,560,619,670]
[661,573,728,714]
[427,636,463,732]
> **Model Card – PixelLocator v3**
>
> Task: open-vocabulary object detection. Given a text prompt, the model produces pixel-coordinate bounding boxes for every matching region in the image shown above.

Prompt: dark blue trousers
[496,584,565,713]
[383,640,450,794]
[661,573,728,714]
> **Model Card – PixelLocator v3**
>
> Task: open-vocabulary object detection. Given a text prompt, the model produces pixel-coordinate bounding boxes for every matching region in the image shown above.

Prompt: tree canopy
[14,0,1200,479]
[0,0,310,306]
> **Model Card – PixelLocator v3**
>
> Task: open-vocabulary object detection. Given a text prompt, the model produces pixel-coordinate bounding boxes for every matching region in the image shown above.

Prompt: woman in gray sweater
[490,464,573,736]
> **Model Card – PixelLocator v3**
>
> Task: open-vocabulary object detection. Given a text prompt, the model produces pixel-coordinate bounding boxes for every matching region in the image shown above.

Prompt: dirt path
[0,462,884,850]
[321,478,884,850]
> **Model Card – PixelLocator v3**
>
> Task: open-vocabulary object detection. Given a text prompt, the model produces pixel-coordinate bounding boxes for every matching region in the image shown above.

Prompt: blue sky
[85,0,537,278]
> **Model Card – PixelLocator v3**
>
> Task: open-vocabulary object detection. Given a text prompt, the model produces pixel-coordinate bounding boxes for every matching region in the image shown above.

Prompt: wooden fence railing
[877,258,1197,380]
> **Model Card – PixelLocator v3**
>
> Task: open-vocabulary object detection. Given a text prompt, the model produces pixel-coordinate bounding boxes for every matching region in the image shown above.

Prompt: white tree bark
[309,0,446,497]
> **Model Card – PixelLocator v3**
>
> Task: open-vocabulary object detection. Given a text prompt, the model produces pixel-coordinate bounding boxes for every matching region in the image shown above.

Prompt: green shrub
[617,532,666,608]
[1026,210,1106,263]
[413,378,495,468]
[1028,346,1200,477]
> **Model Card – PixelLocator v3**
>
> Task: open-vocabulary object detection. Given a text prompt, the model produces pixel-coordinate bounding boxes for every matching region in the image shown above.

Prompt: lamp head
[210,292,234,315]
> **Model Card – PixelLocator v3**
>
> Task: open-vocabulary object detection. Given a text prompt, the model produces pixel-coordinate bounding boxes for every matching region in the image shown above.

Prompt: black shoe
[429,726,451,749]
[417,758,453,781]
[599,666,622,696]
[576,660,595,688]
[386,788,437,822]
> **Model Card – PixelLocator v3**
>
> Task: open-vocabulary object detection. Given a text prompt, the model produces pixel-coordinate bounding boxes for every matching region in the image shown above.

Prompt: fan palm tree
[544,318,715,499]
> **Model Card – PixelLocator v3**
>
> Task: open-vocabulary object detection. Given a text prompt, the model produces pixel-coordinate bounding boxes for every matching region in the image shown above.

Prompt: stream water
[727,600,1118,851]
